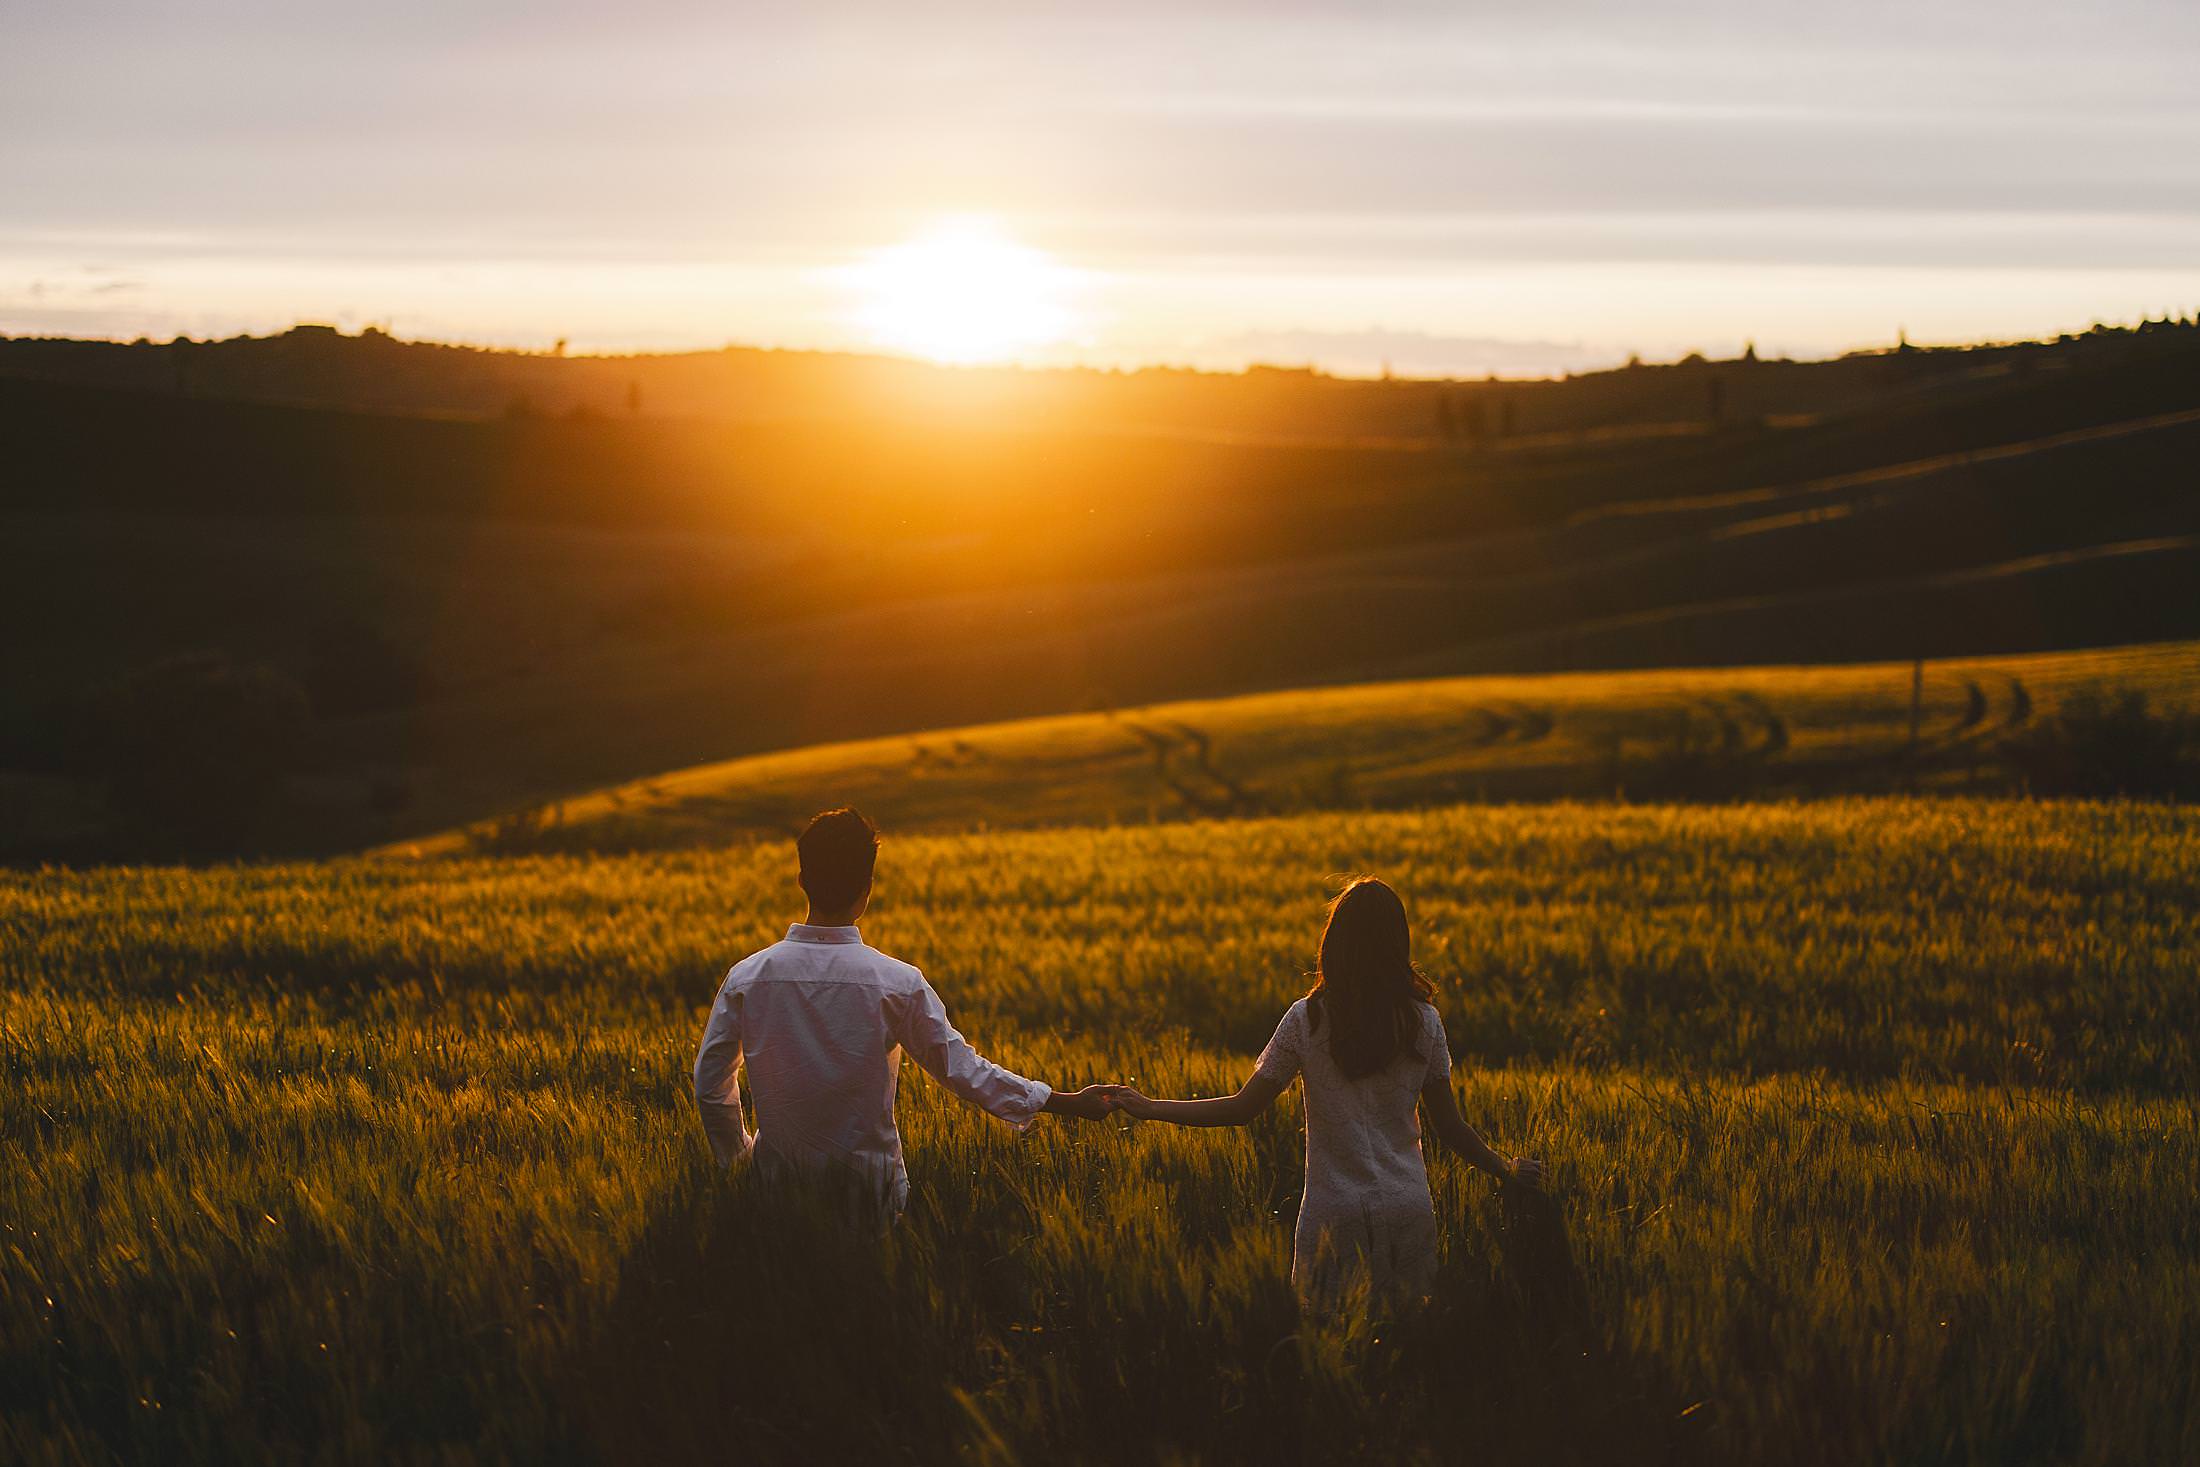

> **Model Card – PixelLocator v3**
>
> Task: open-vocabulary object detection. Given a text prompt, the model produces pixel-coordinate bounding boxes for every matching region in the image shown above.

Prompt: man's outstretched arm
[893,977,1111,1124]
[692,983,753,1167]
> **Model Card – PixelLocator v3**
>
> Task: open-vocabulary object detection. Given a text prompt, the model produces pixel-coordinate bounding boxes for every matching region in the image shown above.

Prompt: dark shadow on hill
[2002,686,2200,799]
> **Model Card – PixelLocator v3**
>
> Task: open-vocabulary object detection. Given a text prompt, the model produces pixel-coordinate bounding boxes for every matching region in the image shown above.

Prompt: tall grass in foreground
[4,799,2197,1462]
[10,800,2196,1088]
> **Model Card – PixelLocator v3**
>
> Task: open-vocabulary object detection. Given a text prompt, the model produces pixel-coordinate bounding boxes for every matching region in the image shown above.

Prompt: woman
[1103,878,1542,1313]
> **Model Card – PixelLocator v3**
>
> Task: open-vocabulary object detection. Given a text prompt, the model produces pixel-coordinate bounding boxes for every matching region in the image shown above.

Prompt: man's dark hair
[797,807,880,911]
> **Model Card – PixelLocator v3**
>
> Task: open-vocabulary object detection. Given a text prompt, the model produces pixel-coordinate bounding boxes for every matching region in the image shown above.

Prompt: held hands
[1046,1084,1152,1121]
[1504,1155,1546,1190]
[1045,1084,1120,1121]
[1095,1084,1154,1119]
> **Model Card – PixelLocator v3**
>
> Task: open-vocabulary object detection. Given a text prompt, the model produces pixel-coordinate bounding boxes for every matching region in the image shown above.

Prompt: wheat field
[5,798,2197,1463]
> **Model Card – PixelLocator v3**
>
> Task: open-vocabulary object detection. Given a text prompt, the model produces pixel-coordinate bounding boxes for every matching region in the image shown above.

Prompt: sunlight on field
[401,639,2200,858]
[4,798,2197,1460]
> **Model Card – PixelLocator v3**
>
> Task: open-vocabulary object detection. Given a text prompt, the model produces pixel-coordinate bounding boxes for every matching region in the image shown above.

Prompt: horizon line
[8,308,2197,387]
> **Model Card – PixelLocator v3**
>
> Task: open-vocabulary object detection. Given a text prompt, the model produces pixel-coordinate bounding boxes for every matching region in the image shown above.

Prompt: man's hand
[1042,1084,1117,1121]
[1505,1156,1546,1189]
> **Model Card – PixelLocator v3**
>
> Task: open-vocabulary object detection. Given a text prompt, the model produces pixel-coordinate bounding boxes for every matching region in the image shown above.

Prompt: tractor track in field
[1122,717,1256,816]
[1695,698,1748,757]
[1458,705,1511,748]
[1734,693,1790,756]
[1160,719,1259,810]
[1953,679,1990,737]
[1689,695,1789,760]
[1467,700,1555,748]
[1933,673,2035,750]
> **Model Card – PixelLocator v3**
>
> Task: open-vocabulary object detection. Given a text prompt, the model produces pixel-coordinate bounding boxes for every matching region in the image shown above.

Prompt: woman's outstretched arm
[1102,1072,1286,1127]
[1420,1076,1544,1186]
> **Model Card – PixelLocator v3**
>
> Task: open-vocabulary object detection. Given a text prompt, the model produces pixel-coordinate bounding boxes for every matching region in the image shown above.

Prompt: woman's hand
[1505,1156,1545,1189]
[1096,1084,1155,1119]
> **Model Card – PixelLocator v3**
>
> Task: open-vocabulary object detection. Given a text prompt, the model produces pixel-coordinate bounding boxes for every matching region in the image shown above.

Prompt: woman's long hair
[1306,877,1434,1079]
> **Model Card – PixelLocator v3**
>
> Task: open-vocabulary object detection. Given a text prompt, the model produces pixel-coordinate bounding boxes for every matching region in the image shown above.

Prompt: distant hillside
[5,313,2199,444]
[391,641,2200,857]
[3,322,2197,862]
[8,328,2199,550]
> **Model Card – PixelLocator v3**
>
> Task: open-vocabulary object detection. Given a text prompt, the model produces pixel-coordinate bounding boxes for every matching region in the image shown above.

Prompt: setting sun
[839,218,1081,365]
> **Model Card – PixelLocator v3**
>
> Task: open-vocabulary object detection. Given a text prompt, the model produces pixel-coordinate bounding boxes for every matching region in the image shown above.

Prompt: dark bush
[2002,686,2200,800]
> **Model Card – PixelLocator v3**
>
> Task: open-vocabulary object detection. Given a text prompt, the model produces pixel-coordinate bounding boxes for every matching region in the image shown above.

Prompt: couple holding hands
[694,808,1543,1312]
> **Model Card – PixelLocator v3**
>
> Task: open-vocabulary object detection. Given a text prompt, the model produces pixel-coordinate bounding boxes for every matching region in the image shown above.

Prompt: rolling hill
[4,323,2198,861]
[387,640,2200,857]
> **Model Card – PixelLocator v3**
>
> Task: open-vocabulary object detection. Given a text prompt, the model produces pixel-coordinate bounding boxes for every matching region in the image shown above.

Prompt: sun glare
[841,218,1080,365]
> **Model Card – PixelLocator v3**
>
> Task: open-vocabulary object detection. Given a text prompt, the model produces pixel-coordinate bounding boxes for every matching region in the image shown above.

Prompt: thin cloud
[1204,328,1599,377]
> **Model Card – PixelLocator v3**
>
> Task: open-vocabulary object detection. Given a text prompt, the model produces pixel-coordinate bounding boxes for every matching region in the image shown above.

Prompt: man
[693,807,1112,1213]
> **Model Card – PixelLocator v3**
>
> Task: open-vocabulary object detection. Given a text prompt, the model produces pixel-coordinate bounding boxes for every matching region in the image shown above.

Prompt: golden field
[7,798,2197,1463]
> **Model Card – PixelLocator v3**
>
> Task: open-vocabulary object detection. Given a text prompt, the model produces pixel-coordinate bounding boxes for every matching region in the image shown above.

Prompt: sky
[4,0,2196,376]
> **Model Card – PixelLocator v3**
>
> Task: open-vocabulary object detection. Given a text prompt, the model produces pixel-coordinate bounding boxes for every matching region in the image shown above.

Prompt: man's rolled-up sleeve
[693,981,753,1167]
[891,978,1050,1131]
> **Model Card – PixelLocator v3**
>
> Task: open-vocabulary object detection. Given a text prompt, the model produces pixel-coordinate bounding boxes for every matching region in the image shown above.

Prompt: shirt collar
[787,923,864,945]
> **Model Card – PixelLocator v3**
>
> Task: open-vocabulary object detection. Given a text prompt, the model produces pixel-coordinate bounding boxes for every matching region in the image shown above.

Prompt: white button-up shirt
[692,923,1052,1211]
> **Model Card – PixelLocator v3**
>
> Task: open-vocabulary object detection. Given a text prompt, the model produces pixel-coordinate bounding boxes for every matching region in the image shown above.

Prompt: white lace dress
[1253,996,1453,1313]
